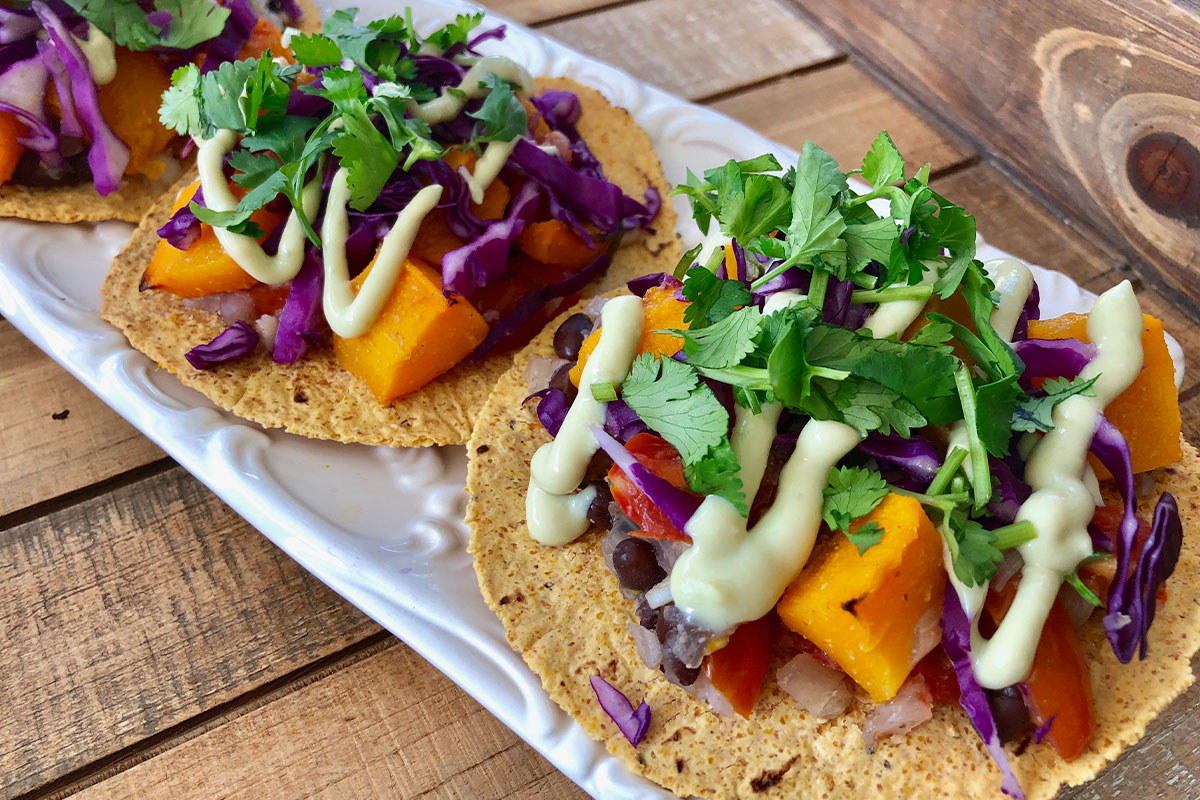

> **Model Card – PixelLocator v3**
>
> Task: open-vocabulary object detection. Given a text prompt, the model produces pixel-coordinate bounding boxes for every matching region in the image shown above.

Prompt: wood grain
[793,0,1200,312]
[482,0,618,25]
[542,0,839,101]
[69,640,588,800]
[0,467,379,798]
[710,62,973,173]
[0,318,165,517]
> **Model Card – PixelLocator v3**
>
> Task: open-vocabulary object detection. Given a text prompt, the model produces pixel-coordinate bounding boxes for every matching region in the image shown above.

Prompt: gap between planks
[15,632,396,800]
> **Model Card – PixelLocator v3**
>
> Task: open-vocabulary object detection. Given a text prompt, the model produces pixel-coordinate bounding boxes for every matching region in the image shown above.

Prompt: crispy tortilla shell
[100,77,680,446]
[467,298,1200,799]
[0,0,322,224]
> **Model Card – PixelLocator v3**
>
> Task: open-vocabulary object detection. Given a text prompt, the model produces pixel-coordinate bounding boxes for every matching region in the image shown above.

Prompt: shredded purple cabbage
[606,399,647,442]
[627,272,682,297]
[1013,338,1096,383]
[38,39,82,141]
[470,247,613,361]
[508,139,652,236]
[0,53,58,155]
[0,7,41,44]
[414,157,487,241]
[942,585,1026,799]
[588,675,651,747]
[1093,415,1183,662]
[857,432,940,488]
[526,387,568,437]
[413,54,464,93]
[1033,713,1055,745]
[200,0,257,73]
[272,248,324,364]
[185,321,260,369]
[1012,281,1040,342]
[591,425,700,534]
[34,1,129,194]
[822,275,856,327]
[987,456,1031,526]
[442,181,539,295]
[751,267,809,306]
[531,89,606,180]
[157,184,205,250]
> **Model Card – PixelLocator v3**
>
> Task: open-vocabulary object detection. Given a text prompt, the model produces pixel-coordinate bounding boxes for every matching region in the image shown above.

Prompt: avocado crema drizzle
[526,256,1146,691]
[194,55,533,339]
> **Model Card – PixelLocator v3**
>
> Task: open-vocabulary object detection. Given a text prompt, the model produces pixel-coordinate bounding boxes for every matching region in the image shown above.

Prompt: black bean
[585,481,613,527]
[634,594,661,629]
[662,651,700,686]
[988,686,1032,744]
[612,538,666,592]
[585,450,614,481]
[553,313,593,360]
[548,363,577,405]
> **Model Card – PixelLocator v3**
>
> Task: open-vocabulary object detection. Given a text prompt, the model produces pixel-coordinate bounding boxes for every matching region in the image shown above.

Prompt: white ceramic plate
[0,3,1184,798]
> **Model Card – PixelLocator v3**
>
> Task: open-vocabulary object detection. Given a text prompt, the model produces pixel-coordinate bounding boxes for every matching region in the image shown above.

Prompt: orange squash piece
[332,254,489,403]
[570,284,688,386]
[776,494,947,703]
[97,49,174,178]
[518,219,595,269]
[0,111,26,186]
[1026,312,1181,474]
[141,180,281,297]
[411,209,466,268]
[238,18,293,62]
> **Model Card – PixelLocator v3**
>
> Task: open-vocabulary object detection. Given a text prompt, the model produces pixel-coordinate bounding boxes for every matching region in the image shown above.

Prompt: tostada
[101,8,680,446]
[467,133,1195,798]
[0,0,318,222]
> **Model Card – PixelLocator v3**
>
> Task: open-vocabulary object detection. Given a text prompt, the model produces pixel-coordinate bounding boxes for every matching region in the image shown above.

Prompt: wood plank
[542,0,839,101]
[933,163,1121,285]
[482,0,618,26]
[0,467,380,798]
[794,0,1200,313]
[709,62,974,173]
[68,641,588,800]
[0,318,164,517]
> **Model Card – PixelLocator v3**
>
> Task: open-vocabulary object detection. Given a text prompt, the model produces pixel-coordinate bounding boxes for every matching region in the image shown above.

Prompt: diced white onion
[628,622,662,670]
[777,653,852,720]
[862,675,933,750]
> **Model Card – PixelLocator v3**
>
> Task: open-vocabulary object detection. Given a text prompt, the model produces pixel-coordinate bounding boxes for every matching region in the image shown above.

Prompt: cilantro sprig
[65,0,229,52]
[822,466,889,554]
[158,9,524,245]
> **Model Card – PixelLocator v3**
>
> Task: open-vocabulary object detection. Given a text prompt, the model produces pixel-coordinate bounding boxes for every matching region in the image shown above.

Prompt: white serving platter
[0,2,1183,797]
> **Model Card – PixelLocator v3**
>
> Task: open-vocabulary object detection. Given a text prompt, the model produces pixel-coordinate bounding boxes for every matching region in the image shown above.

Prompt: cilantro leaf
[621,353,744,512]
[907,318,955,353]
[188,203,265,239]
[843,217,900,275]
[289,33,344,67]
[943,512,1002,587]
[1012,376,1099,433]
[425,11,485,52]
[159,63,201,135]
[974,374,1024,457]
[827,378,926,437]
[66,0,229,52]
[776,141,847,275]
[676,306,762,369]
[680,267,752,328]
[822,466,888,553]
[467,74,528,143]
[860,130,905,191]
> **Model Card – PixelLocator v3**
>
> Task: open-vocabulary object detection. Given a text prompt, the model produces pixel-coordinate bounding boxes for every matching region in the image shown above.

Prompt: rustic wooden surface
[1,1,1198,798]
[790,0,1200,321]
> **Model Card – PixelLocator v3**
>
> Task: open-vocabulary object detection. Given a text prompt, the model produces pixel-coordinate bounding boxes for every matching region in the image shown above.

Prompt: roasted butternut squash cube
[777,494,946,703]
[1026,312,1180,474]
[97,49,174,178]
[518,219,595,269]
[0,111,25,186]
[333,254,489,403]
[140,180,280,297]
[570,284,688,386]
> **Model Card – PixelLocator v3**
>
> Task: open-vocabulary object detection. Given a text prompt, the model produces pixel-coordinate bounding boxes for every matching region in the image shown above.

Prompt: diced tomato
[248,283,291,317]
[985,582,1095,761]
[703,616,772,718]
[467,254,580,355]
[1081,504,1154,600]
[607,433,692,541]
[909,648,961,705]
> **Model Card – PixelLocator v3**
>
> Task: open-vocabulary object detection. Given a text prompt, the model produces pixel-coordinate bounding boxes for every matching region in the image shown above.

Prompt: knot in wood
[1126,133,1200,226]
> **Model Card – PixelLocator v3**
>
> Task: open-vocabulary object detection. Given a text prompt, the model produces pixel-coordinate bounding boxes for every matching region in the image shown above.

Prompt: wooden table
[3,1,1199,797]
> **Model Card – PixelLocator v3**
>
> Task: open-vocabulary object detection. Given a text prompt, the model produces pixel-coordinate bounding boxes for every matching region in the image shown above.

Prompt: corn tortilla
[466,296,1200,799]
[0,0,322,224]
[100,78,681,447]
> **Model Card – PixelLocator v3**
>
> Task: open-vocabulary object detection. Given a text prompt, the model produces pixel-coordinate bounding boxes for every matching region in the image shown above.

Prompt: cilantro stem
[890,487,970,518]
[927,446,968,496]
[1065,570,1102,607]
[849,285,934,304]
[992,519,1036,550]
[807,270,829,311]
[954,366,992,511]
